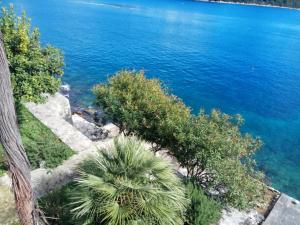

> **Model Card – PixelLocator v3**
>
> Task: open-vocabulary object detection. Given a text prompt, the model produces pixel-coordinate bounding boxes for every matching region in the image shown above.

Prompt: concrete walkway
[263,194,300,225]
[24,93,119,196]
[0,93,118,224]
[25,93,97,153]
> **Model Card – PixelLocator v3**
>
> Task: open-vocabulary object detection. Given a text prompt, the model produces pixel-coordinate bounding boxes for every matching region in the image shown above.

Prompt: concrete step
[263,194,300,225]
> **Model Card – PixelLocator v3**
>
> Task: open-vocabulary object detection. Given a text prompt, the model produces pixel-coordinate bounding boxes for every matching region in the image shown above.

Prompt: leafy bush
[93,70,190,151]
[71,136,188,225]
[94,71,265,209]
[172,110,265,209]
[0,5,64,103]
[185,181,221,225]
[39,183,76,225]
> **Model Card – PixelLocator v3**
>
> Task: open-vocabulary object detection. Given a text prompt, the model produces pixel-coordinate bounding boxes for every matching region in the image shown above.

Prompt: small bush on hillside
[93,71,265,209]
[71,136,188,225]
[185,181,221,225]
[39,183,76,225]
[0,5,64,103]
[172,110,265,209]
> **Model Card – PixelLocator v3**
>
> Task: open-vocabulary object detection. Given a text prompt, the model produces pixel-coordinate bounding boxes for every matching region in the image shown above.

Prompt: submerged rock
[60,84,71,98]
[71,106,107,126]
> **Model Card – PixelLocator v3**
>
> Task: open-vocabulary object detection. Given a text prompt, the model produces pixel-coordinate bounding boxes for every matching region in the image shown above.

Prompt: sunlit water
[3,0,300,199]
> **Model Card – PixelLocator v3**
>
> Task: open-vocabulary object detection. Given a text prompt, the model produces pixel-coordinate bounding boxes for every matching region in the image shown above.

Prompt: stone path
[25,93,98,153]
[263,194,300,225]
[0,93,117,224]
[24,93,119,196]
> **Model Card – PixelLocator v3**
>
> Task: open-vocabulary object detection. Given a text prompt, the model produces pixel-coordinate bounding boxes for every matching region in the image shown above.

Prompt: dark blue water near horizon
[2,0,300,199]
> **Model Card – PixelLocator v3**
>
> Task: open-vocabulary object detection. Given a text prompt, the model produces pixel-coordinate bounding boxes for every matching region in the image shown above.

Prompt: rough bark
[0,38,38,224]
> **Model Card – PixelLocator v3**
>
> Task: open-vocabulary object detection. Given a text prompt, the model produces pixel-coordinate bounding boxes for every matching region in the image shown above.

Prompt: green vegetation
[208,0,300,9]
[93,70,190,152]
[185,181,221,225]
[39,140,222,225]
[93,70,265,209]
[40,181,222,225]
[71,136,187,225]
[0,6,72,172]
[172,110,265,209]
[0,104,74,172]
[39,183,76,225]
[0,5,64,103]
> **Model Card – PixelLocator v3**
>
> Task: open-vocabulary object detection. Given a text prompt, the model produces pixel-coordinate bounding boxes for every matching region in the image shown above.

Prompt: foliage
[209,0,300,8]
[172,110,265,209]
[39,183,76,225]
[94,71,265,209]
[39,180,222,225]
[71,136,188,225]
[0,104,74,171]
[185,181,221,225]
[93,70,190,151]
[0,5,64,103]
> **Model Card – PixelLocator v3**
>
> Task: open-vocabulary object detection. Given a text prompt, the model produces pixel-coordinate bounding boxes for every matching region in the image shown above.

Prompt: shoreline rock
[195,0,300,11]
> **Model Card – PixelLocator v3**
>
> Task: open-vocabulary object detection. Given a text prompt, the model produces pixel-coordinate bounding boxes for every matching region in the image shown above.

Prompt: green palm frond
[71,136,187,225]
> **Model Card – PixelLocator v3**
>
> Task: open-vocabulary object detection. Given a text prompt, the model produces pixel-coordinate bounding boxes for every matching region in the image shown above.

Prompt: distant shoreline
[195,0,300,11]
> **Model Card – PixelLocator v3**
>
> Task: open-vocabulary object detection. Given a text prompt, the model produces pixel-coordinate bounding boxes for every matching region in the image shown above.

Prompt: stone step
[263,194,300,225]
[25,95,96,153]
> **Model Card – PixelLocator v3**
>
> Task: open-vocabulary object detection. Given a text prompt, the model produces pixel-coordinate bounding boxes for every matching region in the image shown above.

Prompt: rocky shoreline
[60,84,115,141]
[195,0,300,11]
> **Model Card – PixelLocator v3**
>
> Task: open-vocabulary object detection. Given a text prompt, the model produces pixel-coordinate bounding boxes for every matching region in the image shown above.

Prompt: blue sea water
[2,0,300,199]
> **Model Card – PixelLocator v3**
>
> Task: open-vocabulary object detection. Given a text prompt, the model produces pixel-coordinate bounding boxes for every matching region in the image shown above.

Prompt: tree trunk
[0,38,37,224]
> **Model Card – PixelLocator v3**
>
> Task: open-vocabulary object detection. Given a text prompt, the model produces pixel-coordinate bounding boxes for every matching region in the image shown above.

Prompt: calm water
[3,0,300,199]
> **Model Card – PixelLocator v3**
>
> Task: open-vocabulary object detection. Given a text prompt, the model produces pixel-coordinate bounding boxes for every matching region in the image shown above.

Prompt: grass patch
[0,103,74,173]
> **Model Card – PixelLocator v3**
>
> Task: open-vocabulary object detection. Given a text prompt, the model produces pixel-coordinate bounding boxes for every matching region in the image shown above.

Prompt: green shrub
[185,181,221,225]
[39,183,76,225]
[0,5,64,103]
[94,71,265,209]
[172,110,265,209]
[71,136,188,225]
[93,70,190,151]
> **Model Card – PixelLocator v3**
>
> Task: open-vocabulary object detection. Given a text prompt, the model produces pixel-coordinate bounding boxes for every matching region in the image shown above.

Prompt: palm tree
[0,38,37,224]
[71,136,187,225]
